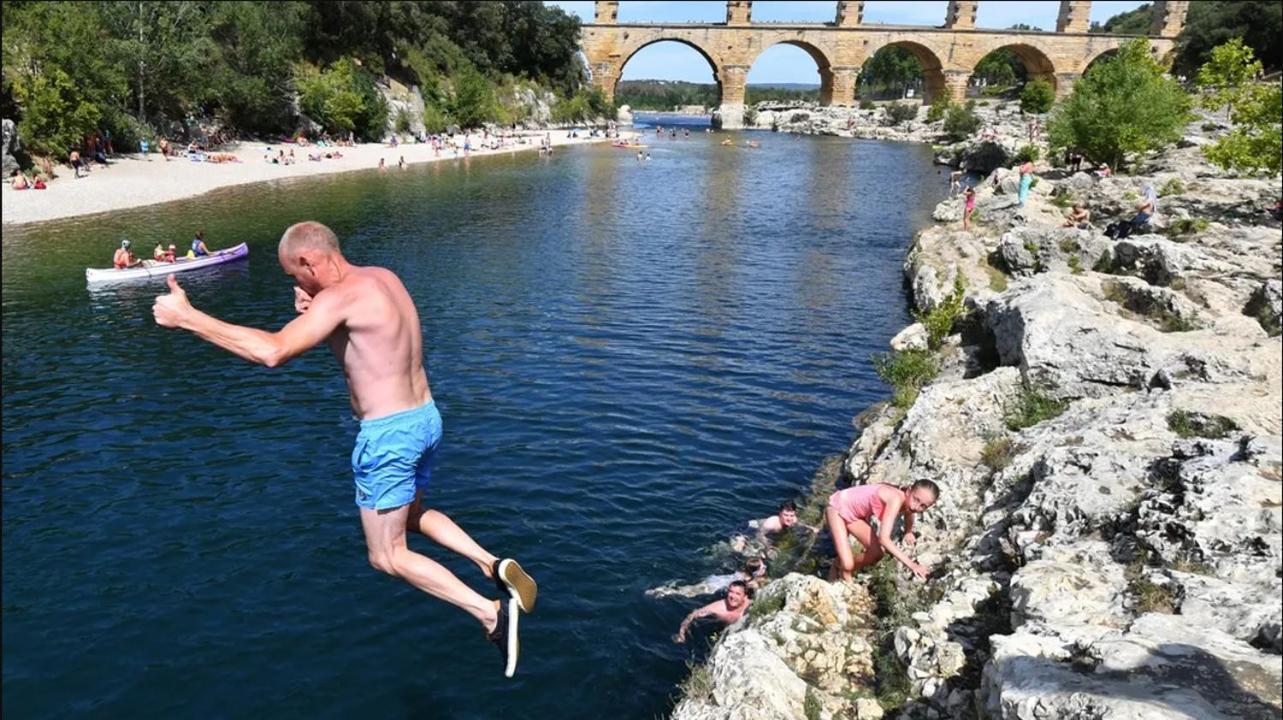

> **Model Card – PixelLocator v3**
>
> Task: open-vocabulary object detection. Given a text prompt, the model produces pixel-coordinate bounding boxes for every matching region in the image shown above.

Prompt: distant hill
[616,79,820,110]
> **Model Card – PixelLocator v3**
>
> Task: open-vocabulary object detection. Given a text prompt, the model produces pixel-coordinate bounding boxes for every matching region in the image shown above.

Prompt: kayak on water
[85,243,249,285]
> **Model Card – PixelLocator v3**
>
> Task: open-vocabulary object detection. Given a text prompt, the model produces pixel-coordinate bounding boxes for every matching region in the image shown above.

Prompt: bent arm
[677,603,715,641]
[179,291,345,368]
[875,496,916,571]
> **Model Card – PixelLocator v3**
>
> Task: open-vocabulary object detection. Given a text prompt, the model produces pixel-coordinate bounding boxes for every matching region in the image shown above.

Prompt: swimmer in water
[647,557,767,599]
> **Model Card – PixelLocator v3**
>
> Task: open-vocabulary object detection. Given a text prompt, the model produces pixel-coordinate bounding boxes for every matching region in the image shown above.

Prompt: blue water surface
[3,132,943,719]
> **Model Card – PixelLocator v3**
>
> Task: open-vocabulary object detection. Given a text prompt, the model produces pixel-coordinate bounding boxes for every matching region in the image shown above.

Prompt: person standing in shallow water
[826,480,939,581]
[152,221,538,677]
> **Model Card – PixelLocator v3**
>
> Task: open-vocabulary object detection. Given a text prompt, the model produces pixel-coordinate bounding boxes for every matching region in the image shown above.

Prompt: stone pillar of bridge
[726,1,752,26]
[1054,73,1078,100]
[1149,1,1188,37]
[1056,1,1091,33]
[715,64,749,129]
[591,61,621,103]
[944,1,978,30]
[826,67,859,106]
[593,1,619,24]
[941,70,969,105]
[835,1,865,28]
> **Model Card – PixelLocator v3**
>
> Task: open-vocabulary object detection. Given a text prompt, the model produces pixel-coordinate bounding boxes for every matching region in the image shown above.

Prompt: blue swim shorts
[351,401,442,510]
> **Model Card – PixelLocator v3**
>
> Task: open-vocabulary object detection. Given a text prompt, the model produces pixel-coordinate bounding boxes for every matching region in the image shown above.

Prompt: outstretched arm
[674,601,717,643]
[154,275,344,368]
[877,493,929,580]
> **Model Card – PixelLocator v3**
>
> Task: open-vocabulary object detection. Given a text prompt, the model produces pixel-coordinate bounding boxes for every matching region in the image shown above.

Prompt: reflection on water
[3,134,942,720]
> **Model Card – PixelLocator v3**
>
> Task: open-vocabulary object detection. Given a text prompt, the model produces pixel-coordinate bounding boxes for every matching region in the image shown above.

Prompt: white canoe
[85,243,249,285]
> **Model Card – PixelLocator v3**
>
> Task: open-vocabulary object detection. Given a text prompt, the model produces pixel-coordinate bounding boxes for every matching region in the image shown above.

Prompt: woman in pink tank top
[826,480,940,581]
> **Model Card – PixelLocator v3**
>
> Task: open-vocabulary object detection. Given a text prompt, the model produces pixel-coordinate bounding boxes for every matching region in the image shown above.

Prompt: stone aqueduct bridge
[582,0,1185,128]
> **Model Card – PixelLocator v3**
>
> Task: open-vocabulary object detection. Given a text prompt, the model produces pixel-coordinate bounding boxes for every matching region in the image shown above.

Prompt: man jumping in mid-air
[153,221,536,677]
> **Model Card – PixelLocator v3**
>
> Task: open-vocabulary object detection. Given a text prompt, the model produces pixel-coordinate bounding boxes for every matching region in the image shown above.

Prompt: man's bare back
[302,266,430,419]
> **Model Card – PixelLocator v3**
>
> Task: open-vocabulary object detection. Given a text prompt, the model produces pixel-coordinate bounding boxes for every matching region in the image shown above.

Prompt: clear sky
[546,1,1148,83]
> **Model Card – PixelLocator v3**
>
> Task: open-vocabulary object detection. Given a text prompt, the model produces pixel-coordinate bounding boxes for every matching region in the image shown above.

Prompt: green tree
[859,47,922,100]
[943,101,981,141]
[203,2,307,133]
[296,58,388,140]
[1047,39,1191,169]
[1196,38,1282,176]
[450,64,498,128]
[1090,3,1152,35]
[973,48,1025,89]
[8,66,103,158]
[1020,78,1055,114]
[1175,1,1281,77]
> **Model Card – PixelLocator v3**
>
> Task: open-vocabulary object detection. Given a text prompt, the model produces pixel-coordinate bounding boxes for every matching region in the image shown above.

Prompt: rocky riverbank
[672,123,1282,719]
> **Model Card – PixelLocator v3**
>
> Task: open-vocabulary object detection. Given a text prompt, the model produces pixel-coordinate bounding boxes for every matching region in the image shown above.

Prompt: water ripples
[3,134,941,719]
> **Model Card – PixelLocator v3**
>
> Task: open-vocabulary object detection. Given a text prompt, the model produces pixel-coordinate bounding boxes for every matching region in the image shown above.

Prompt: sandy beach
[2,129,624,227]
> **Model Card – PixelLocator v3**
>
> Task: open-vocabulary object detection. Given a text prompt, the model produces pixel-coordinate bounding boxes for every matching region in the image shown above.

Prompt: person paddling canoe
[153,221,537,677]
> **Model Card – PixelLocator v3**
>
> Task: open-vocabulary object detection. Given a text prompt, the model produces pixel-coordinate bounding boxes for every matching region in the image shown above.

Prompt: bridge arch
[860,40,948,105]
[614,37,725,101]
[748,39,846,105]
[969,43,1058,94]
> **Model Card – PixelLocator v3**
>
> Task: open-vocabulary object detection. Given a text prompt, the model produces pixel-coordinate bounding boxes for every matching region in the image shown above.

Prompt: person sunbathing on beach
[826,480,938,582]
[11,172,30,190]
[152,221,538,677]
[674,581,751,644]
[647,557,767,599]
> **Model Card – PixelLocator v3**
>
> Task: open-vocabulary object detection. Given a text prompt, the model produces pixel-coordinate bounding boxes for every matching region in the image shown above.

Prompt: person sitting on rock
[673,580,751,644]
[826,480,939,582]
[1063,203,1091,229]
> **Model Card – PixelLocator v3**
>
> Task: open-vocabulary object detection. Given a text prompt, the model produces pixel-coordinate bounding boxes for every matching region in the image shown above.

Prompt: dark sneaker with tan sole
[487,598,519,678]
[492,558,538,613]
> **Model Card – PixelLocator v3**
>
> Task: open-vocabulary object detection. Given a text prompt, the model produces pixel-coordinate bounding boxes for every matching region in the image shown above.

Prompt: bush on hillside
[1047,39,1191,170]
[943,101,981,142]
[1196,38,1282,176]
[926,100,952,123]
[886,102,918,125]
[1020,78,1055,114]
[296,58,388,140]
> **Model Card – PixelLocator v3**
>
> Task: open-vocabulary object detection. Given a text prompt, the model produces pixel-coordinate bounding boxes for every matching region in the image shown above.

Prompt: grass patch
[1126,561,1177,614]
[1160,178,1185,196]
[1051,193,1075,208]
[1067,255,1083,275]
[1093,249,1115,273]
[677,661,714,703]
[1167,410,1240,439]
[986,264,1009,292]
[913,276,966,350]
[1103,281,1200,332]
[874,349,940,410]
[868,561,915,710]
[748,588,785,620]
[980,434,1015,472]
[1058,238,1080,254]
[1164,217,1209,237]
[1123,189,1138,202]
[804,686,823,720]
[1004,384,1068,431]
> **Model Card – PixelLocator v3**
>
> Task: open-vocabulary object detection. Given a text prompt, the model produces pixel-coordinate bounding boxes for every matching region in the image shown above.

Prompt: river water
[2,132,941,719]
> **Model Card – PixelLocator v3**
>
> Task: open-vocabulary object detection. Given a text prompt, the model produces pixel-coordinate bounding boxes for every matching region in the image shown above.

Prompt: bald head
[279,221,341,257]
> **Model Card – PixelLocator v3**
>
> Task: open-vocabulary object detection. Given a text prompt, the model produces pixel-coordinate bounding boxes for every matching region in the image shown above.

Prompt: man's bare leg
[363,504,498,632]
[406,494,498,578]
